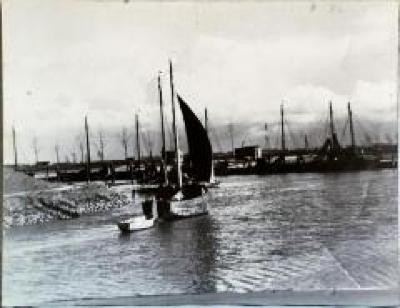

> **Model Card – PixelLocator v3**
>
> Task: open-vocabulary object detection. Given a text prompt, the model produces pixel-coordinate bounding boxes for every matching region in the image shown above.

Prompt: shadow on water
[156,215,219,294]
[3,170,397,305]
[115,214,219,294]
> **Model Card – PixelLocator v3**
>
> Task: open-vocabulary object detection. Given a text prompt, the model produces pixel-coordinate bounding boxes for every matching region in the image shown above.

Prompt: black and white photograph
[2,0,398,306]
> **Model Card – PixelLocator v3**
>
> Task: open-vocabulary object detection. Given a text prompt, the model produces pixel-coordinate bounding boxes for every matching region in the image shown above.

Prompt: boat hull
[157,192,208,221]
[117,216,155,232]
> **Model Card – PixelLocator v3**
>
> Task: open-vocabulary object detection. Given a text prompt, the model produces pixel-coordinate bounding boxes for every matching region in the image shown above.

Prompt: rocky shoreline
[4,168,130,228]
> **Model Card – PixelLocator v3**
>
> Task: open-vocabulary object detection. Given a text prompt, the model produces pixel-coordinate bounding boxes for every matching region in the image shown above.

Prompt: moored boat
[117,215,155,232]
[155,62,213,220]
[117,198,156,232]
[156,182,209,221]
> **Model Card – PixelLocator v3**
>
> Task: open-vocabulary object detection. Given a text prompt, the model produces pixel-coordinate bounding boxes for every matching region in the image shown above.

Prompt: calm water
[3,170,398,305]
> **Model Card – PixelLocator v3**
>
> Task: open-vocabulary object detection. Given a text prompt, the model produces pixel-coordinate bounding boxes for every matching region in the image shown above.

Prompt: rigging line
[227,123,235,152]
[304,132,312,149]
[212,129,223,153]
[309,115,325,146]
[384,133,392,143]
[316,129,324,145]
[166,123,174,151]
[340,117,349,144]
[204,118,216,151]
[207,117,223,153]
[323,113,330,139]
[163,107,173,151]
[353,115,374,145]
[268,125,275,150]
[353,115,365,135]
[274,132,279,150]
[147,131,153,149]
[283,119,292,149]
[284,119,298,149]
[315,133,323,149]
[209,124,223,153]
[140,132,150,157]
[317,117,326,143]
[241,132,249,147]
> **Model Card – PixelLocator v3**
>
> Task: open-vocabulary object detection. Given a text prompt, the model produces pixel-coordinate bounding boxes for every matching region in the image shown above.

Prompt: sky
[3,0,397,163]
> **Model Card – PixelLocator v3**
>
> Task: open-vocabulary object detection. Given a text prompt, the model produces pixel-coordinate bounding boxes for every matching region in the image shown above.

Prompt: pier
[13,140,397,183]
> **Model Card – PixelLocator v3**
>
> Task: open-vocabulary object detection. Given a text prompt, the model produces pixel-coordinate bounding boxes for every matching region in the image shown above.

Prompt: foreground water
[3,170,398,305]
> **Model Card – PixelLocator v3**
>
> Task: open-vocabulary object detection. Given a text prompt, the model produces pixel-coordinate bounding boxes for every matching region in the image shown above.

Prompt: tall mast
[85,115,91,183]
[135,113,141,165]
[169,60,178,155]
[348,102,356,151]
[148,137,153,160]
[329,101,335,140]
[79,142,84,163]
[304,134,309,150]
[72,151,77,163]
[55,144,60,165]
[158,72,168,184]
[33,137,39,164]
[55,144,60,182]
[99,131,104,161]
[229,123,234,157]
[158,73,166,158]
[169,59,181,188]
[122,128,128,160]
[280,103,286,152]
[12,126,18,170]
[264,123,268,149]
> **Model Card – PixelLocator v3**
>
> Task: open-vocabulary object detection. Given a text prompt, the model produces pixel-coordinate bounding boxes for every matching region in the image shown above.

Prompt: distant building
[36,161,50,166]
[369,143,397,153]
[361,143,397,156]
[213,152,233,160]
[234,146,262,160]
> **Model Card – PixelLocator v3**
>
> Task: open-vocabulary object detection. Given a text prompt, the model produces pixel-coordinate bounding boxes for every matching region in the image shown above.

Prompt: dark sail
[177,95,212,182]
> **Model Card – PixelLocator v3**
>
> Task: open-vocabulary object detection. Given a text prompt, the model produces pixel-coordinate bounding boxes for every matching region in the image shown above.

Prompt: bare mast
[280,103,286,152]
[85,115,91,183]
[329,101,336,140]
[348,102,356,151]
[55,144,60,164]
[33,137,39,164]
[158,72,168,184]
[98,131,105,161]
[304,134,309,150]
[169,60,178,156]
[169,60,181,189]
[264,123,269,149]
[135,113,141,165]
[229,123,234,157]
[55,144,60,181]
[79,142,84,163]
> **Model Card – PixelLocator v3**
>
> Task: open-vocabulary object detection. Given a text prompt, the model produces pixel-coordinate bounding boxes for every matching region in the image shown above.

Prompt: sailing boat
[156,61,211,220]
[156,95,211,220]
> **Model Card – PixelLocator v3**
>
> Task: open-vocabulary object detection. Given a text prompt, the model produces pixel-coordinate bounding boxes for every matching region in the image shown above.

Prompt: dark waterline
[3,169,398,305]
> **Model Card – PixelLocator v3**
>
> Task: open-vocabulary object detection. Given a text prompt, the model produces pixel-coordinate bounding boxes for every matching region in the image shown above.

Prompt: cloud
[2,0,397,163]
[351,80,396,119]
